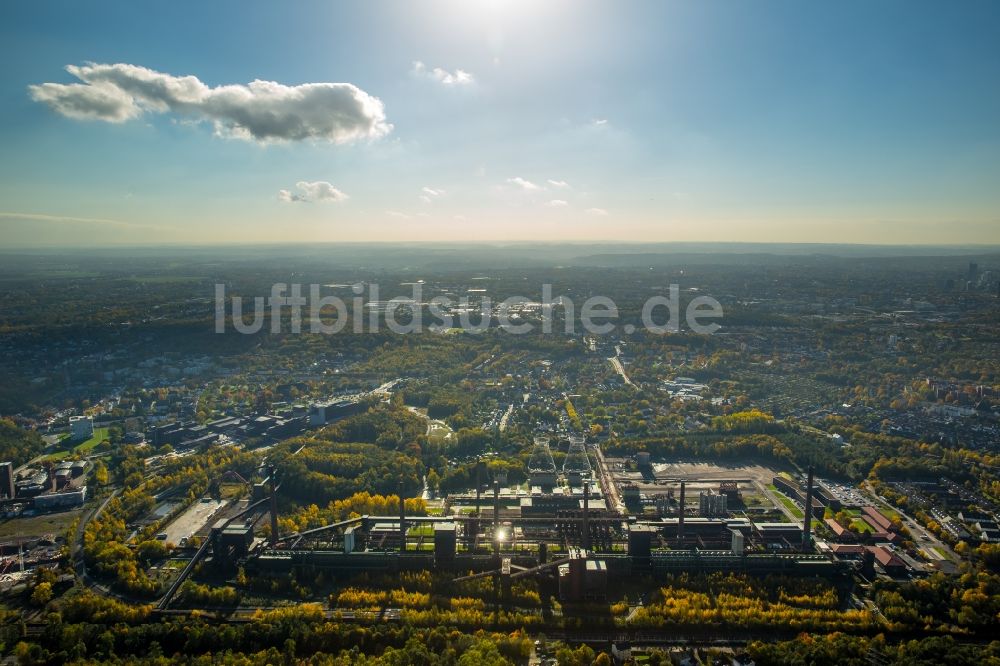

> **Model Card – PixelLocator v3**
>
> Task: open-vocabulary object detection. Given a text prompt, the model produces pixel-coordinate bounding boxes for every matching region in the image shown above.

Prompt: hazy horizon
[2,0,1000,246]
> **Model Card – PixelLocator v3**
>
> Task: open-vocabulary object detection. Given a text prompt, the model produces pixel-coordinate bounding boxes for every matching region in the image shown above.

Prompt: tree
[457,639,513,666]
[93,461,109,486]
[30,582,53,606]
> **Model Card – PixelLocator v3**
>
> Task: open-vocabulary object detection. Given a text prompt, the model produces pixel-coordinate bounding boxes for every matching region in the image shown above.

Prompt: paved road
[498,403,515,432]
[608,356,636,388]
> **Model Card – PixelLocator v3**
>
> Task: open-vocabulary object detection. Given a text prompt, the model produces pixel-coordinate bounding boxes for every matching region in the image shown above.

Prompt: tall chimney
[582,482,591,551]
[677,481,685,542]
[268,465,279,548]
[802,466,814,551]
[398,481,406,554]
[492,480,501,556]
[475,462,483,518]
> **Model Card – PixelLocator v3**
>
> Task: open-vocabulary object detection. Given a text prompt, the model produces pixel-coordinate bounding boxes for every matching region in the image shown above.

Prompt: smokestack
[582,482,591,551]
[493,479,500,556]
[678,481,685,542]
[268,465,279,548]
[802,466,814,551]
[475,462,483,518]
[399,481,406,554]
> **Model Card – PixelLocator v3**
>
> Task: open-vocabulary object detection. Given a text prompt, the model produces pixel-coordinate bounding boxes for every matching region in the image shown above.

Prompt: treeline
[873,568,1000,631]
[0,418,44,467]
[438,457,527,494]
[710,409,781,434]
[278,491,427,535]
[356,336,487,380]
[628,573,871,634]
[400,380,480,429]
[276,441,423,509]
[603,433,794,465]
[322,405,426,451]
[748,633,1000,666]
[12,600,532,665]
[179,581,240,607]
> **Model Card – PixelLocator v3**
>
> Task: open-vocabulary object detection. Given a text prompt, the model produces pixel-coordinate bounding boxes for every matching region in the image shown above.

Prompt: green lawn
[408,525,434,537]
[44,427,109,461]
[851,519,875,534]
[878,505,902,523]
[774,493,804,519]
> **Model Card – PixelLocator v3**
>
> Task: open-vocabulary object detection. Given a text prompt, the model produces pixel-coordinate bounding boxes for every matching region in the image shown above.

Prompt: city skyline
[2,0,1000,246]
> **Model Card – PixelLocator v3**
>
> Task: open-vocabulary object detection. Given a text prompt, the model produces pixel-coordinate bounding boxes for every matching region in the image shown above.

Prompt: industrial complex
[156,436,866,611]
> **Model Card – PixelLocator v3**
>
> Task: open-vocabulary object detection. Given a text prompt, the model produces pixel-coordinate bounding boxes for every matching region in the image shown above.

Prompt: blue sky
[1,0,999,246]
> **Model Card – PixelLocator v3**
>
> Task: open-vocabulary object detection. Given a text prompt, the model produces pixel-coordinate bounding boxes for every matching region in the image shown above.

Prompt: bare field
[608,459,781,486]
[0,508,83,540]
[606,459,788,513]
[160,498,228,544]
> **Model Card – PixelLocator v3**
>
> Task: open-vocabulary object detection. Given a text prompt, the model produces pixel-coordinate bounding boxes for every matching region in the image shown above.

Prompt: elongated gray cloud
[29,63,391,144]
[0,211,172,231]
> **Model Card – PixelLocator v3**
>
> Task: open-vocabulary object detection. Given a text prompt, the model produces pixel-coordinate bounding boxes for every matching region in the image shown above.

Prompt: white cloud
[506,177,540,191]
[412,60,474,86]
[420,186,445,204]
[386,210,411,219]
[592,118,608,126]
[279,181,348,203]
[546,199,569,207]
[584,207,608,216]
[29,62,391,144]
[547,179,571,189]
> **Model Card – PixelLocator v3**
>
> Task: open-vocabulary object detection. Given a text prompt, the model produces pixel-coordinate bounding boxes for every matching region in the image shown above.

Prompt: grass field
[408,525,434,537]
[777,495,804,519]
[0,508,83,539]
[851,519,875,534]
[44,427,109,461]
[768,485,804,519]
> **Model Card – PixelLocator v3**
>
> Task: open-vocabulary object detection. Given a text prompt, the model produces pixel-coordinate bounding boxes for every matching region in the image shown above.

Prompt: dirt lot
[606,458,786,512]
[160,498,228,544]
[609,459,780,486]
[0,508,83,540]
